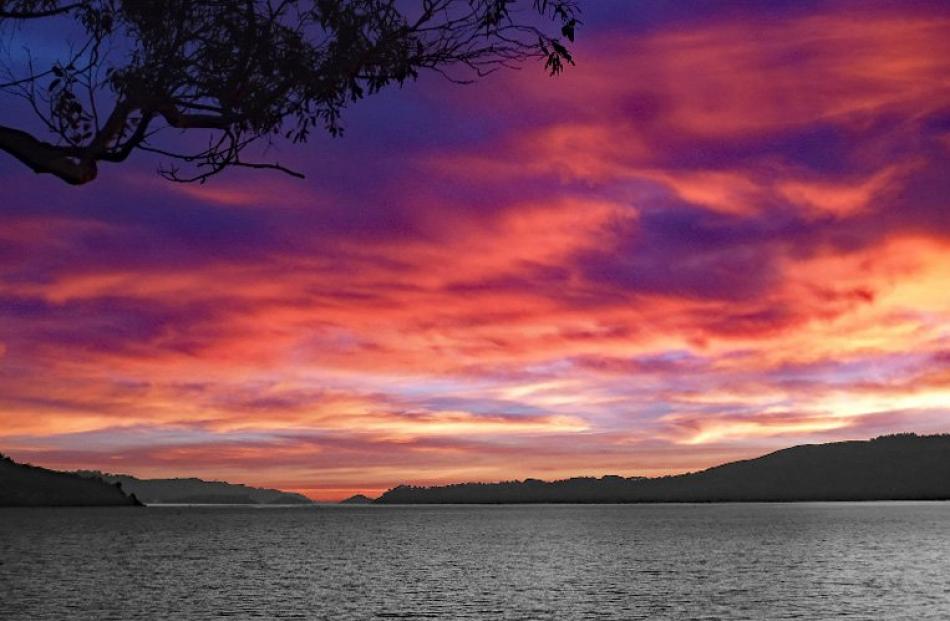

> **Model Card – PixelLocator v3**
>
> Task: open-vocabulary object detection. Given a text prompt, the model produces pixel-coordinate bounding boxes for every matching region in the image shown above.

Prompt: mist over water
[2,503,948,620]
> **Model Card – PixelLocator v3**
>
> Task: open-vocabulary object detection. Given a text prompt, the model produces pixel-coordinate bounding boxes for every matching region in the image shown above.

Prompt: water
[1,503,948,620]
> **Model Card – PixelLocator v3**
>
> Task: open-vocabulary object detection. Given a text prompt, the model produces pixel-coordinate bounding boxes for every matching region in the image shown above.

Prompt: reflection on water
[2,503,949,619]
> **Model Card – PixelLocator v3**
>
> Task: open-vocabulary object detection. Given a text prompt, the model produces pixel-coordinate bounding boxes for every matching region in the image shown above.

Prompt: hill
[340,494,375,504]
[75,472,312,505]
[0,454,141,507]
[377,434,950,503]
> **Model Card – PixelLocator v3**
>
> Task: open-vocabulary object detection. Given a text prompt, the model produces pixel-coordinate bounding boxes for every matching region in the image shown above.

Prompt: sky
[1,1,949,500]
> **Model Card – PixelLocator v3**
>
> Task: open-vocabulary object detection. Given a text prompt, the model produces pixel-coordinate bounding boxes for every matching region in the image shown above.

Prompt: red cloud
[2,4,949,498]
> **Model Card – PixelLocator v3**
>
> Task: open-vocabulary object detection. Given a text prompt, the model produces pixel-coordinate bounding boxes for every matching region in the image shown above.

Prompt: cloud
[1,2,949,499]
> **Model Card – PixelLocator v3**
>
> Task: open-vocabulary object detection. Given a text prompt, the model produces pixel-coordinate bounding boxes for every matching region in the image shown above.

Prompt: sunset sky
[1,1,949,500]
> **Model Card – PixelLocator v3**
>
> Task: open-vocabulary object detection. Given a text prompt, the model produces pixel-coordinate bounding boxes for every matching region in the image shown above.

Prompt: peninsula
[0,454,141,507]
[377,434,950,503]
[75,471,312,505]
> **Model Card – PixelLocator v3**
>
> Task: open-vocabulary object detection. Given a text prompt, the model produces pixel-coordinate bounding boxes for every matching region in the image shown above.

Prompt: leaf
[552,41,573,64]
[561,19,576,42]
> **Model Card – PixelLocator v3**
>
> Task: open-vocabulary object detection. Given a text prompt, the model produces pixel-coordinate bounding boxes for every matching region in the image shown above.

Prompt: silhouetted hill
[75,472,312,505]
[0,454,141,507]
[377,434,950,503]
[340,494,374,504]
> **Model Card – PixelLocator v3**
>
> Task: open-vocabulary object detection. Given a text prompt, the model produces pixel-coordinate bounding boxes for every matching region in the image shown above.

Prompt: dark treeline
[377,434,950,503]
[74,472,312,505]
[0,454,141,507]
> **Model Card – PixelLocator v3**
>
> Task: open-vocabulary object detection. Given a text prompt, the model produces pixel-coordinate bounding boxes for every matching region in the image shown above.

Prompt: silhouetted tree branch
[0,0,579,185]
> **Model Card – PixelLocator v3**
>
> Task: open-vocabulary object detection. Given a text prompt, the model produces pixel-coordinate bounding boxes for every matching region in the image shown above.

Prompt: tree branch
[0,2,85,19]
[0,124,96,184]
[154,103,234,130]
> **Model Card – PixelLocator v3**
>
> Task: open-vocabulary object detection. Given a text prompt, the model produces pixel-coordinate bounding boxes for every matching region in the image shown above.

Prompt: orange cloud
[2,4,949,499]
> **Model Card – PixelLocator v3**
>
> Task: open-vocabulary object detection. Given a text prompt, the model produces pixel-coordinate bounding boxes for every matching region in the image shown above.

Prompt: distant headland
[74,471,312,505]
[0,455,311,507]
[376,434,950,504]
[0,454,141,507]
[4,434,949,507]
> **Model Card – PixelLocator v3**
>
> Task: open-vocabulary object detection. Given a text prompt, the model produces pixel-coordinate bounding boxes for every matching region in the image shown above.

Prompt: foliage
[0,0,578,184]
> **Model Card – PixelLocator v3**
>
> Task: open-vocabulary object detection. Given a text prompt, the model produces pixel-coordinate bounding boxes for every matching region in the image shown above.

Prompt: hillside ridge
[377,433,950,503]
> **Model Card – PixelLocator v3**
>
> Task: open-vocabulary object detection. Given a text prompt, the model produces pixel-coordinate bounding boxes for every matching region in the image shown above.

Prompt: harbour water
[1,503,948,619]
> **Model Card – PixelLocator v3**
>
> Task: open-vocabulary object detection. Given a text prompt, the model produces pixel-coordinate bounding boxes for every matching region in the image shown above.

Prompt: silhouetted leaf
[561,19,576,42]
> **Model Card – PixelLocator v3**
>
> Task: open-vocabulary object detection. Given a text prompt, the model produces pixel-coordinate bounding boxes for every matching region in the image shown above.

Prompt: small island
[340,494,375,504]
